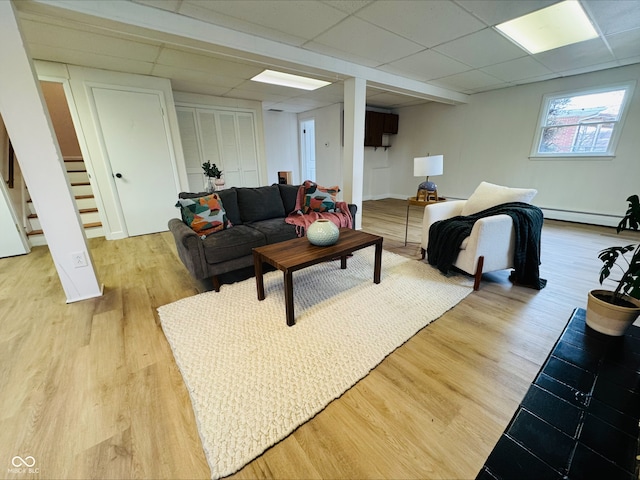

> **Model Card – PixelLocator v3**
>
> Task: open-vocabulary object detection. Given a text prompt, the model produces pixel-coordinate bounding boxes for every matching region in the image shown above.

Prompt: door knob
[115,173,123,178]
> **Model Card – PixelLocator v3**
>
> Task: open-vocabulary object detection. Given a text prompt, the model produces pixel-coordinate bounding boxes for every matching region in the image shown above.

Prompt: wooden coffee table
[252,228,383,326]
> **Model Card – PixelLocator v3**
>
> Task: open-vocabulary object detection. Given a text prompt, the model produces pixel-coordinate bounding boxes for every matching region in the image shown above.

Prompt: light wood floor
[0,198,626,479]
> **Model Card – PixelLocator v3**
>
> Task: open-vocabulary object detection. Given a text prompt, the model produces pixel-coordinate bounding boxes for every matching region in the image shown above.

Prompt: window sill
[529,154,615,160]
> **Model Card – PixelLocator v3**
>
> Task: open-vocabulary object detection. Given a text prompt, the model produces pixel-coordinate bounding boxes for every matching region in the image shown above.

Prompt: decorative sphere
[306,219,339,246]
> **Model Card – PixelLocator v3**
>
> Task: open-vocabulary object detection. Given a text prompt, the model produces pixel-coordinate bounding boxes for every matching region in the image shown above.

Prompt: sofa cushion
[201,225,266,264]
[461,181,537,216]
[278,183,300,215]
[216,188,242,225]
[175,193,231,236]
[247,218,298,244]
[236,185,286,222]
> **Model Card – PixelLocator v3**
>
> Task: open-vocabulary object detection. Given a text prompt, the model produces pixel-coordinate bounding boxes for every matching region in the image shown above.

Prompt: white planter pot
[586,289,640,336]
[306,219,339,246]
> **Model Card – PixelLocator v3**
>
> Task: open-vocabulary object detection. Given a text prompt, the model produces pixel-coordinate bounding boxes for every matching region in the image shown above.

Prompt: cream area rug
[158,249,473,479]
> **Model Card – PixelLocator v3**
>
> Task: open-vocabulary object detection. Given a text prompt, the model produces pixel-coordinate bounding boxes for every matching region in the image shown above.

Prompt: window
[531,83,634,158]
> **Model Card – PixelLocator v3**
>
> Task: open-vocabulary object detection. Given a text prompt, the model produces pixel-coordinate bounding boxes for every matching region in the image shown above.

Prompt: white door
[92,88,179,236]
[300,119,316,182]
[0,179,29,258]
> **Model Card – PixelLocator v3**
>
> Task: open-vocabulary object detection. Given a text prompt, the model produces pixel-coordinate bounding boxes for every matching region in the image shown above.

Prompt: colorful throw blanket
[427,202,547,290]
[285,186,353,236]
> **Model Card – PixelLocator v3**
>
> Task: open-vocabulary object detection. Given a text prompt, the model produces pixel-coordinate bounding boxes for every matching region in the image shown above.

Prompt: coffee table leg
[374,240,382,284]
[253,251,265,300]
[284,270,295,326]
[341,255,347,269]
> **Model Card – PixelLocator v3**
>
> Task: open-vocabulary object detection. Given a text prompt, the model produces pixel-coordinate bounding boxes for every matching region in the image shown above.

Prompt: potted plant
[202,161,223,192]
[587,194,640,335]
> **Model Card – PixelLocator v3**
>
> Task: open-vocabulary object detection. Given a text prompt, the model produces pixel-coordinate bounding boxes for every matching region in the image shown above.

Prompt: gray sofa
[168,183,357,291]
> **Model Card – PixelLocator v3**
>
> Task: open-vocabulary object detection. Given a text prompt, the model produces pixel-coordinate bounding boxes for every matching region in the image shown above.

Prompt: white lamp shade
[414,155,444,177]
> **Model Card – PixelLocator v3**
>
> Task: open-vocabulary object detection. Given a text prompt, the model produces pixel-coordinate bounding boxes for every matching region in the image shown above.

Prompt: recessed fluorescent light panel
[495,0,598,54]
[251,70,331,90]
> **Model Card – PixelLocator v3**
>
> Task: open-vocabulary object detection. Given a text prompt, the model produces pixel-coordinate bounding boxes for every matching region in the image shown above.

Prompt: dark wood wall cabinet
[364,111,398,148]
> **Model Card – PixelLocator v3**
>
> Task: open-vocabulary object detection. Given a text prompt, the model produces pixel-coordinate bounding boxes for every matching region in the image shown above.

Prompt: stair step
[71,182,90,187]
[64,158,84,163]
[28,207,98,219]
[27,221,102,236]
[66,169,87,173]
[27,195,94,202]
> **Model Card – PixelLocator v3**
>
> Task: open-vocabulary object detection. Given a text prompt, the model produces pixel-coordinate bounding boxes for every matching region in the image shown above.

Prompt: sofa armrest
[348,203,357,228]
[421,200,465,249]
[168,218,208,280]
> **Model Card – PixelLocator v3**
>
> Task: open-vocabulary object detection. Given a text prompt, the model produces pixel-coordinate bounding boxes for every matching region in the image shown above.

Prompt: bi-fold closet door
[176,106,260,192]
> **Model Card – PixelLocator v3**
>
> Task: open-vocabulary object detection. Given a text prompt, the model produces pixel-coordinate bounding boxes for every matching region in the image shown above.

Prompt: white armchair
[420,182,538,290]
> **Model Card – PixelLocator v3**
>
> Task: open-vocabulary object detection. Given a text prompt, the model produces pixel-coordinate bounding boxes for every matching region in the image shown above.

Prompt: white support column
[343,77,366,230]
[0,1,102,302]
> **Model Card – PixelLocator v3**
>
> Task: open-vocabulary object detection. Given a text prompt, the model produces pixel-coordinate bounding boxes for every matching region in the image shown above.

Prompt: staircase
[26,157,104,246]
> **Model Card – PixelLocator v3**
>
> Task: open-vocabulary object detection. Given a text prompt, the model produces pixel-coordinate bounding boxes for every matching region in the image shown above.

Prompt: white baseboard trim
[364,195,620,228]
[541,209,619,228]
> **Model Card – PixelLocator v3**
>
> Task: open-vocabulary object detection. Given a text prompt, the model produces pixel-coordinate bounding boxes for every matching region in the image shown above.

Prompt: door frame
[64,65,188,240]
[299,118,316,183]
[85,83,182,237]
[37,74,109,237]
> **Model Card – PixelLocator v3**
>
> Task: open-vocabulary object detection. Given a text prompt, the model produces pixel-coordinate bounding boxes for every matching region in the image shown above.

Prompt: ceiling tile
[356,0,485,47]
[27,43,155,76]
[180,0,347,43]
[583,0,640,35]
[433,28,526,68]
[534,37,617,72]
[480,56,553,82]
[170,79,233,97]
[302,42,380,68]
[321,1,373,15]
[380,49,471,81]
[456,0,557,26]
[309,16,424,65]
[606,28,640,61]
[430,69,507,93]
[155,47,262,78]
[366,90,429,108]
[133,0,182,13]
[557,61,622,78]
[151,64,246,89]
[20,20,161,62]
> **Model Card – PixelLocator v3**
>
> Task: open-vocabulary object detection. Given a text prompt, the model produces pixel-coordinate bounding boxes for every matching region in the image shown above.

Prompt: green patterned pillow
[176,193,231,236]
[301,180,341,213]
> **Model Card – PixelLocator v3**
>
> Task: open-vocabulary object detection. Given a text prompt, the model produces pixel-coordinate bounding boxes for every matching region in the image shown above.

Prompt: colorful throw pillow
[175,193,231,236]
[301,180,341,213]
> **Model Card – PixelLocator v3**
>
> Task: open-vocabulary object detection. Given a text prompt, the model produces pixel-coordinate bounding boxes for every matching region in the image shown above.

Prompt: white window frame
[530,82,635,159]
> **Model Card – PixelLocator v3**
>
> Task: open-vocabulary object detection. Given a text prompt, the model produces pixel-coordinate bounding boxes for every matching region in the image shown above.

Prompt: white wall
[263,110,299,184]
[298,104,343,190]
[363,147,391,200]
[387,63,640,226]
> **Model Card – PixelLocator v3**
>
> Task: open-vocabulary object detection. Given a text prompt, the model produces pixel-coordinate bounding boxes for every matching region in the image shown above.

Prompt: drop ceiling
[15,0,640,113]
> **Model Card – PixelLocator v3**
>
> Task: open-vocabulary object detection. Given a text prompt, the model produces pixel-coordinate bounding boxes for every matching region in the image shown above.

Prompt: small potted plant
[202,161,223,192]
[587,194,640,335]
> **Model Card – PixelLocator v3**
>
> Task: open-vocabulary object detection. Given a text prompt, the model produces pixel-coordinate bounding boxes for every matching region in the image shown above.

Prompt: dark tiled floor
[477,308,640,480]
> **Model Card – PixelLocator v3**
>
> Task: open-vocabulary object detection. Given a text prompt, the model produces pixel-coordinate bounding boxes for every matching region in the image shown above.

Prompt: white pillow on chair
[460,181,538,216]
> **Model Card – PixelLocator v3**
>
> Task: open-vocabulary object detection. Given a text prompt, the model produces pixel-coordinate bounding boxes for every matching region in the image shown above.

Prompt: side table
[404,196,445,246]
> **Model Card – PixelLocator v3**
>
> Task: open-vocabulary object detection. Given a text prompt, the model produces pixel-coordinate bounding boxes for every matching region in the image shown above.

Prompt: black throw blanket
[427,202,547,290]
